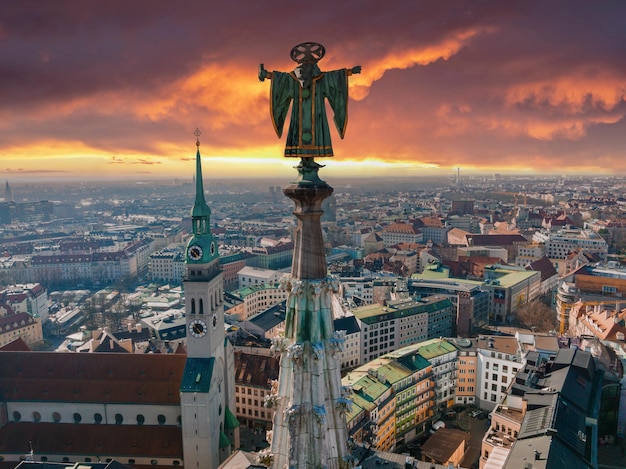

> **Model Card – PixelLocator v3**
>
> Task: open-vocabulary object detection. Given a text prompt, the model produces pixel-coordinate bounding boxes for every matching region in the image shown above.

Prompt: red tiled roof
[0,352,186,405]
[0,312,35,332]
[234,351,279,387]
[0,422,183,459]
[0,337,31,351]
[383,223,418,234]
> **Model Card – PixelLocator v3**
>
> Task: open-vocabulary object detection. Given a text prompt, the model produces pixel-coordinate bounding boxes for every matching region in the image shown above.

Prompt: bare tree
[513,300,558,333]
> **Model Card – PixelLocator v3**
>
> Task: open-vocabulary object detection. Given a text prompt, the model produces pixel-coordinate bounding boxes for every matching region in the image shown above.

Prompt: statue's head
[290,42,325,64]
[291,42,324,88]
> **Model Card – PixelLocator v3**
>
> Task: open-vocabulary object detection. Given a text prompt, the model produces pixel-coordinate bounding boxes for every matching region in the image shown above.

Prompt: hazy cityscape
[2,169,626,468]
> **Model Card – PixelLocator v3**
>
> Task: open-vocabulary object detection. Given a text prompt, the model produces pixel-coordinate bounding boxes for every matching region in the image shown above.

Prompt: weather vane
[259,42,361,159]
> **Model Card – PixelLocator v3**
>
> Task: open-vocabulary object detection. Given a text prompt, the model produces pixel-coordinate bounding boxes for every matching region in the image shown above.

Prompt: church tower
[180,130,239,469]
[266,160,352,469]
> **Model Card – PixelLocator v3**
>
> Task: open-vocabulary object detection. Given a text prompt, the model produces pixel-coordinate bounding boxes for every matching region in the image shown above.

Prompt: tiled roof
[0,351,186,404]
[0,312,36,332]
[234,351,279,387]
[0,422,183,459]
[383,223,418,234]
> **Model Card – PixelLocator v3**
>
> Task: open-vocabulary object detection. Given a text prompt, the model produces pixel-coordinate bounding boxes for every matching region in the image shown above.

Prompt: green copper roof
[191,147,211,218]
[346,374,390,402]
[219,430,231,448]
[374,362,411,385]
[396,353,431,372]
[180,357,214,393]
[224,406,240,429]
[351,296,453,325]
[416,338,457,359]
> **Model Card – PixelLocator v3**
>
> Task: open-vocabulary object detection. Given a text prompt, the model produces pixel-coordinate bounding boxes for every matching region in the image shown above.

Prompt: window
[32,411,41,422]
[94,413,103,424]
[13,411,21,422]
[115,413,124,425]
[52,412,61,423]
[137,414,145,425]
[158,414,166,425]
[73,412,82,423]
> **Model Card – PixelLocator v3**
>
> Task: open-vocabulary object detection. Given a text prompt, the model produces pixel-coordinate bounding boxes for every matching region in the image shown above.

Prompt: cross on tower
[194,128,202,145]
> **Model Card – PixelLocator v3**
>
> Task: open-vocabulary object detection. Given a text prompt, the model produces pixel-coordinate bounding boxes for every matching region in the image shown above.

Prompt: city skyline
[2,1,626,181]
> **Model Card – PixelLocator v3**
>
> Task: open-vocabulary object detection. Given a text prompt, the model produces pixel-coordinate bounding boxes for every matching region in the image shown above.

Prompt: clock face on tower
[210,241,216,256]
[189,319,208,338]
[212,312,217,330]
[188,245,203,261]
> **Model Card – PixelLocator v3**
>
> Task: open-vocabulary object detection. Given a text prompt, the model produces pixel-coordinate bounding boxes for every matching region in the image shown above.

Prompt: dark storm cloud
[1,0,625,175]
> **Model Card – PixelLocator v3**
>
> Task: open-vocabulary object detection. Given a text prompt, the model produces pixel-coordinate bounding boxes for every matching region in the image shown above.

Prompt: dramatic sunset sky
[2,1,625,181]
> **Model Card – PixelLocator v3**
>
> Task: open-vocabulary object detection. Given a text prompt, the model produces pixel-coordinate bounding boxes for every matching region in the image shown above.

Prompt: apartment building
[533,228,608,261]
[476,336,523,411]
[484,348,603,469]
[351,296,454,363]
[237,266,283,289]
[225,282,288,320]
[482,265,541,323]
[415,338,458,412]
[343,347,435,452]
[149,247,185,283]
[453,338,478,406]
[0,312,43,348]
[233,349,279,431]
[0,283,48,323]
[380,223,423,247]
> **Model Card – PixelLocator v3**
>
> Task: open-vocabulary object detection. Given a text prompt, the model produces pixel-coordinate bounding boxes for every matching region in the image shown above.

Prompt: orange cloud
[350,27,496,100]
[505,70,625,114]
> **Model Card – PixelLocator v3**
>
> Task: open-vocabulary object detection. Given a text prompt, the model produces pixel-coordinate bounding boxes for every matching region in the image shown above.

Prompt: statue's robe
[270,69,350,158]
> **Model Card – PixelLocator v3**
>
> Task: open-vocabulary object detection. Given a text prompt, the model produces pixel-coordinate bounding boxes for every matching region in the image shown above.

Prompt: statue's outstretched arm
[259,63,273,81]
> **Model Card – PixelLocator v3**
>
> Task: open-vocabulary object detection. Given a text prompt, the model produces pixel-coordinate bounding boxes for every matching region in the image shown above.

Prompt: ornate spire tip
[194,128,202,147]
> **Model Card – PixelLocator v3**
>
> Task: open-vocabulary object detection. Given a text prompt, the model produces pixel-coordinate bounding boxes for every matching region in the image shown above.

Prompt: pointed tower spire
[191,128,211,228]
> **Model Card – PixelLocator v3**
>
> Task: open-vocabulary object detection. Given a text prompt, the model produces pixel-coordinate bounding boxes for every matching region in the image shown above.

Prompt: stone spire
[266,158,352,469]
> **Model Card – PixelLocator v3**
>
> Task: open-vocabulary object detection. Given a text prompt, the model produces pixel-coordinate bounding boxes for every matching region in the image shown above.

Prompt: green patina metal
[259,42,361,160]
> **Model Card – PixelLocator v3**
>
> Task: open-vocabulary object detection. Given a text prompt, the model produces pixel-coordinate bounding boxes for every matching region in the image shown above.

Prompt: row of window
[12,410,175,425]
[22,456,177,466]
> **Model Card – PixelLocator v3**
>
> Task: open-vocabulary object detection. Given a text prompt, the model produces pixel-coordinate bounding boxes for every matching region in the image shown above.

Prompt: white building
[340,277,375,304]
[380,222,423,247]
[237,266,283,289]
[475,336,523,410]
[334,315,362,370]
[351,296,453,364]
[0,283,49,323]
[149,246,185,283]
[533,228,608,261]
[225,282,288,320]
